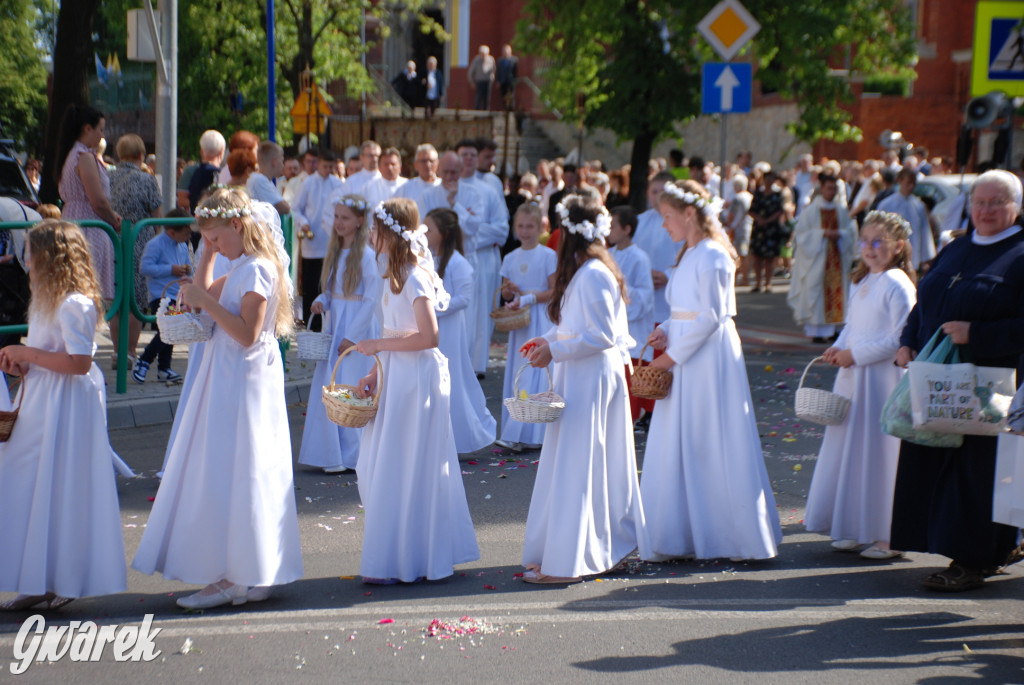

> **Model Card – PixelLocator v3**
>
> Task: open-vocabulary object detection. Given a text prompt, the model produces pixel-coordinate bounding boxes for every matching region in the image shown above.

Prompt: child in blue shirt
[135,215,193,383]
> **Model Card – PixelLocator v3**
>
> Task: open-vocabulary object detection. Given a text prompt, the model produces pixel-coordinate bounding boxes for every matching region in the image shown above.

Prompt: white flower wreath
[374,203,427,246]
[194,205,252,219]
[338,196,368,212]
[554,201,612,244]
[661,184,724,217]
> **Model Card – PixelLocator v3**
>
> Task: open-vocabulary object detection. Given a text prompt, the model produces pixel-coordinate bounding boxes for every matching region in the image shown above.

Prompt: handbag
[880,330,963,448]
[908,338,1015,436]
[993,434,1024,527]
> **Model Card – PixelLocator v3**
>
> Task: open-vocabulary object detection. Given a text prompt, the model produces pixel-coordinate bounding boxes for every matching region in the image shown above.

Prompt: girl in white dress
[353,198,479,584]
[425,207,496,453]
[0,220,126,611]
[642,180,783,562]
[299,195,379,472]
[133,188,303,609]
[497,204,557,450]
[519,194,650,584]
[805,211,917,559]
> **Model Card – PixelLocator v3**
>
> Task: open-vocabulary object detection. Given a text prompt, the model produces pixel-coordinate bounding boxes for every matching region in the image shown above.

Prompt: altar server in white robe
[457,139,510,375]
[518,194,650,584]
[642,180,782,562]
[787,174,857,341]
[395,143,442,217]
[361,147,407,220]
[633,172,685,338]
[877,167,936,270]
[424,207,496,453]
[805,211,917,560]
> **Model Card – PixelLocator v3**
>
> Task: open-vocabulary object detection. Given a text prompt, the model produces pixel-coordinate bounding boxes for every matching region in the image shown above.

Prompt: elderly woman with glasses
[891,169,1024,591]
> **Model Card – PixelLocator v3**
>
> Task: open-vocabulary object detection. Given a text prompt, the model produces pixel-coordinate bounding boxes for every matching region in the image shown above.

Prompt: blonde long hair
[320,195,369,297]
[659,180,738,265]
[27,220,104,326]
[195,187,294,336]
[374,198,421,295]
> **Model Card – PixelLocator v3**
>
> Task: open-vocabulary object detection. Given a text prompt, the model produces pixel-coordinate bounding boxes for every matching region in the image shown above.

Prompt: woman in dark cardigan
[892,169,1024,591]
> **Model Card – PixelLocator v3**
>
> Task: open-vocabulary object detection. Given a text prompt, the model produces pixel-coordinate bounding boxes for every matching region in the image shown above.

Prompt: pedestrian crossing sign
[972,1,1024,96]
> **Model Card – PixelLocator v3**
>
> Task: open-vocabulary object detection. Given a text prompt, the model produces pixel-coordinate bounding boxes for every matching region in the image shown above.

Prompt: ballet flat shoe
[859,546,902,560]
[831,539,861,552]
[176,583,247,610]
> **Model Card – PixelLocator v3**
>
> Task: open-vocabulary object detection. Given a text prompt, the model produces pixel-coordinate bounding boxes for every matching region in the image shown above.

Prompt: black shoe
[634,411,652,432]
[476,372,486,380]
[812,337,829,344]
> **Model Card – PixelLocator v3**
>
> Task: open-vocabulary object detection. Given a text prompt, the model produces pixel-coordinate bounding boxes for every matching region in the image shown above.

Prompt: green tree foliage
[517,0,916,208]
[92,0,444,155]
[0,0,50,154]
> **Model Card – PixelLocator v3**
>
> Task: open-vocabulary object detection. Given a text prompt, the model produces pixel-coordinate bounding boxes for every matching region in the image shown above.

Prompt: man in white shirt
[361,147,407,213]
[457,138,509,376]
[395,143,441,216]
[291,149,344,325]
[280,157,303,204]
[342,141,382,197]
[247,141,290,216]
[421,151,484,240]
[793,153,815,216]
[475,138,505,199]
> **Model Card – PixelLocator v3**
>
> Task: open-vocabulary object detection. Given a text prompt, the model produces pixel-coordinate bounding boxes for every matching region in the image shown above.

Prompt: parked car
[914,173,977,228]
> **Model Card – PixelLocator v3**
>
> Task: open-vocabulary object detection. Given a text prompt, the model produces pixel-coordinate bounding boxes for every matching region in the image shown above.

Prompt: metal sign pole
[720,112,727,199]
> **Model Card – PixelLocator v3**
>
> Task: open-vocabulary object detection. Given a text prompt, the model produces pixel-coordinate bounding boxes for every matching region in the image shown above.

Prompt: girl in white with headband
[133,188,303,609]
[298,194,380,473]
[353,198,479,584]
[518,193,650,584]
[641,180,782,563]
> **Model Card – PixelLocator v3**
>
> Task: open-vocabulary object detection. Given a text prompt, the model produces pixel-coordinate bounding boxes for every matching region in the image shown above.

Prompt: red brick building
[800,0,977,161]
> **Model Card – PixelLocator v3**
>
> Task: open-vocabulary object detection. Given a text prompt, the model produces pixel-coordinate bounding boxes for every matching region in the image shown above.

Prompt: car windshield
[0,160,34,202]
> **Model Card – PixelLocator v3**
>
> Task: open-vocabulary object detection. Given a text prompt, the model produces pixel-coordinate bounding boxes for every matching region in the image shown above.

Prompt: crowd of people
[1,104,1023,610]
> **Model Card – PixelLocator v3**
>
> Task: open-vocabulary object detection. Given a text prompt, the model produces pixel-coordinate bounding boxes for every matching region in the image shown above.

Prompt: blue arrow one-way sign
[702,62,753,114]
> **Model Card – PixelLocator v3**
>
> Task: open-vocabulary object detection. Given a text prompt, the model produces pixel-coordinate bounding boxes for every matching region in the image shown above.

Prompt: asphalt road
[1,287,1022,684]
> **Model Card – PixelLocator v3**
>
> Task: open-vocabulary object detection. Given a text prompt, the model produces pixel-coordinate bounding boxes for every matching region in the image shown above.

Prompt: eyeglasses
[972,198,1013,210]
[857,239,887,250]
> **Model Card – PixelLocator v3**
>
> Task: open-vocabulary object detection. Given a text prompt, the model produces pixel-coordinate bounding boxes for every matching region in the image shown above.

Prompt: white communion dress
[499,244,557,446]
[522,259,651,577]
[0,294,127,598]
[804,268,916,544]
[133,255,303,588]
[299,247,380,469]
[357,265,480,581]
[641,238,783,561]
[435,251,496,453]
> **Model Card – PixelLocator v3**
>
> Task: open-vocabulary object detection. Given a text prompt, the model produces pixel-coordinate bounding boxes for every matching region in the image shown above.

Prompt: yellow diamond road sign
[698,0,761,61]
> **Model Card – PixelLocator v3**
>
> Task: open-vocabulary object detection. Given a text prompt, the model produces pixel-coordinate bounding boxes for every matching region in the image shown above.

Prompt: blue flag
[94,53,109,87]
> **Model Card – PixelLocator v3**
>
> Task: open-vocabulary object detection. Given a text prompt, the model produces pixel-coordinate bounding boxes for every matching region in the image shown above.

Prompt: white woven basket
[155,283,213,345]
[296,312,332,361]
[795,356,851,426]
[503,363,565,424]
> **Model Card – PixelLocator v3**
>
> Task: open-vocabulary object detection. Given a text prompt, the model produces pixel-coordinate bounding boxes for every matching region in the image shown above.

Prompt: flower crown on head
[338,196,368,212]
[194,205,252,219]
[863,210,912,240]
[554,201,612,244]
[374,202,427,245]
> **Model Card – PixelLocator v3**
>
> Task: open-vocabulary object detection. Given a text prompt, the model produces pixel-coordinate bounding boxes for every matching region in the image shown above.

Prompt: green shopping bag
[879,330,964,448]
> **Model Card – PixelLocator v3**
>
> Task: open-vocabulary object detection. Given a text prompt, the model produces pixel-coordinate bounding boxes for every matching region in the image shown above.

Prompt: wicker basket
[322,346,382,428]
[630,343,673,400]
[155,281,214,345]
[296,312,333,361]
[503,363,565,423]
[795,356,851,426]
[0,377,24,442]
[490,286,531,332]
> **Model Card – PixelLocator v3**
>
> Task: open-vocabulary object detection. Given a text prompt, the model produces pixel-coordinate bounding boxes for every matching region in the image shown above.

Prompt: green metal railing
[0,215,294,394]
